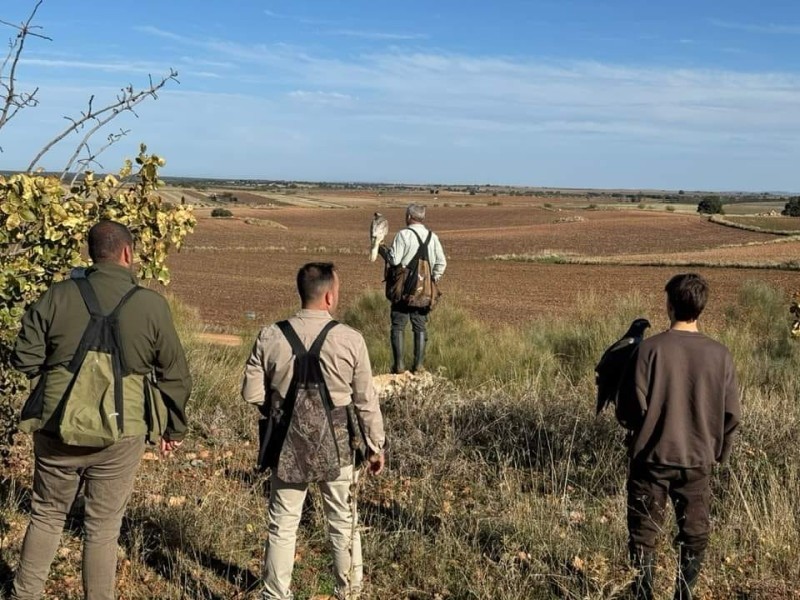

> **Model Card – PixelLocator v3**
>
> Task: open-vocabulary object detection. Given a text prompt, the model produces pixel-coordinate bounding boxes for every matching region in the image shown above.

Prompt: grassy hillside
[1,283,798,598]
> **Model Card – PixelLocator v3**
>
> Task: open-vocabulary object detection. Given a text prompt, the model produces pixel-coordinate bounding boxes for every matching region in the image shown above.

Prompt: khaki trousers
[12,433,145,600]
[263,465,362,600]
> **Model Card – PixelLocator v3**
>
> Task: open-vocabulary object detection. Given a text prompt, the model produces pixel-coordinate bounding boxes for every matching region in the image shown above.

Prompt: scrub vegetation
[2,283,798,599]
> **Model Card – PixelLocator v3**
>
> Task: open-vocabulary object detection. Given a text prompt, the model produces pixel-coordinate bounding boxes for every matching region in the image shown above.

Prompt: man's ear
[121,244,134,267]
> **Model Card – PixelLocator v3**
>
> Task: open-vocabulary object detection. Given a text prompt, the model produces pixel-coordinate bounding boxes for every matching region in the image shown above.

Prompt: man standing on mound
[379,204,446,374]
[616,273,740,600]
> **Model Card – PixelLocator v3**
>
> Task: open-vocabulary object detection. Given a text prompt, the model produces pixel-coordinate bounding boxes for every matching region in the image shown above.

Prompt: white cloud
[326,29,428,41]
[9,26,800,188]
[288,90,355,105]
[20,57,163,75]
[710,19,800,35]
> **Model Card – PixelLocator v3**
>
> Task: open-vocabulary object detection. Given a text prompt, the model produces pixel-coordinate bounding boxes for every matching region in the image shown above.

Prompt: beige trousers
[263,465,362,600]
[11,432,145,600]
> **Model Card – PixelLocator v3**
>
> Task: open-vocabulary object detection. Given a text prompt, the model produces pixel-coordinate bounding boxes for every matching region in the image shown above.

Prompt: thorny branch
[0,0,51,146]
[67,129,131,187]
[0,1,178,173]
[26,69,179,174]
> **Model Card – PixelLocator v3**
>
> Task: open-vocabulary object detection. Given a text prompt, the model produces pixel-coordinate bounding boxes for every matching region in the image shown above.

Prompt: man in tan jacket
[242,262,385,600]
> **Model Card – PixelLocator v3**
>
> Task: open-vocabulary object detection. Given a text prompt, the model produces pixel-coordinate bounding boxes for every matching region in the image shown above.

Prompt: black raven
[595,318,651,414]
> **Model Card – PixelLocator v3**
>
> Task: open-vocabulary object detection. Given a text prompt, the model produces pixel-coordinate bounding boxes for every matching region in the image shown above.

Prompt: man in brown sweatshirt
[616,273,740,600]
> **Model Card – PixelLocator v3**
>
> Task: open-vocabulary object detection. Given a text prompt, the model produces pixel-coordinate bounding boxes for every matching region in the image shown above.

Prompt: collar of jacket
[295,309,332,319]
[85,262,138,284]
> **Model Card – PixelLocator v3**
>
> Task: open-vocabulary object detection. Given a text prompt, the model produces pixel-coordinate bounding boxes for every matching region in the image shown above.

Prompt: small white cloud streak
[288,90,354,106]
[326,29,428,41]
[710,19,800,35]
[20,57,164,75]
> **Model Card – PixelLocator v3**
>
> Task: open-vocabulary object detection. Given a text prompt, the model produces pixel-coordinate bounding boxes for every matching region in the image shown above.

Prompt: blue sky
[1,0,799,191]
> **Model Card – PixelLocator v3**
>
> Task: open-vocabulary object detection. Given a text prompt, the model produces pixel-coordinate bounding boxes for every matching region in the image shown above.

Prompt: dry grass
[709,214,800,236]
[2,284,800,598]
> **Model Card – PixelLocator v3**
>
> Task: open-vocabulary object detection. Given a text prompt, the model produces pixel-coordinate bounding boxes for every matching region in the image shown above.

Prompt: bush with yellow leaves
[0,145,195,455]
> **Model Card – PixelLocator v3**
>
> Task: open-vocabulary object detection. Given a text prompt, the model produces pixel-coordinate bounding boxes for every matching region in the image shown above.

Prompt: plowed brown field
[166,205,799,330]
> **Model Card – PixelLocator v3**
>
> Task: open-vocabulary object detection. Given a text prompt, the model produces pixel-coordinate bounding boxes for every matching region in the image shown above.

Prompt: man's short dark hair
[88,220,134,263]
[665,273,708,321]
[297,262,336,305]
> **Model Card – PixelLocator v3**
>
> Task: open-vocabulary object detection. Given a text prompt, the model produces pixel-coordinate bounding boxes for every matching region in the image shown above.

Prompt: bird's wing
[595,337,636,414]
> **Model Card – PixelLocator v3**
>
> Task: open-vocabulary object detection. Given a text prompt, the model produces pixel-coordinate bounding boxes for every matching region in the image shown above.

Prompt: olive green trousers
[11,433,145,600]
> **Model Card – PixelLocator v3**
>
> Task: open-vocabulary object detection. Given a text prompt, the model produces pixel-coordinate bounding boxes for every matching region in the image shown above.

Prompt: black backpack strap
[277,320,339,357]
[277,320,307,357]
[408,228,432,249]
[309,321,339,357]
[74,279,141,318]
[74,278,103,316]
[110,285,142,317]
[407,229,431,263]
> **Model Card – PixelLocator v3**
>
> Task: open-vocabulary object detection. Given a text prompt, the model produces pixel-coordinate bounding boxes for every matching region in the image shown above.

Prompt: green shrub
[211,208,233,218]
[781,196,800,217]
[697,196,724,214]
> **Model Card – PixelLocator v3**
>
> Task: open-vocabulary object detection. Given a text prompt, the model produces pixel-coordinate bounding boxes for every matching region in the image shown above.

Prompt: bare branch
[0,1,50,133]
[67,128,130,187]
[26,68,179,173]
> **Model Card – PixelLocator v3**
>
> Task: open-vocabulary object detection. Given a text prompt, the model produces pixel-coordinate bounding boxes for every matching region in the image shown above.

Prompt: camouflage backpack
[19,278,143,447]
[257,320,353,483]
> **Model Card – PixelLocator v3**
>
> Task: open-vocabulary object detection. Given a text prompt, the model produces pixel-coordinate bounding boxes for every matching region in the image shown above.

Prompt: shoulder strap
[309,321,339,357]
[277,320,307,357]
[407,228,432,248]
[407,229,431,266]
[277,320,339,357]
[74,279,141,317]
[110,286,142,318]
[74,278,103,316]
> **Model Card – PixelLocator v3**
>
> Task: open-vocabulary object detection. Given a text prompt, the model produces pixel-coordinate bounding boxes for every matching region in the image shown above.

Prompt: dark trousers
[627,461,712,556]
[390,303,429,334]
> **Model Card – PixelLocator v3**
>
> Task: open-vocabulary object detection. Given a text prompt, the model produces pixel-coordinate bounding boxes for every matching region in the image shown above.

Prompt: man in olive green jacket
[10,220,192,600]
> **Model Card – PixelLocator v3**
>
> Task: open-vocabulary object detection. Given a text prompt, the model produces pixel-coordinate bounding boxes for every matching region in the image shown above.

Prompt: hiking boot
[673,547,704,600]
[630,550,656,600]
[390,330,405,374]
[412,332,426,373]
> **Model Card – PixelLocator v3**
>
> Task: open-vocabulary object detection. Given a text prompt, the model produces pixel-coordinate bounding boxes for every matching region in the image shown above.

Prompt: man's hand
[367,451,385,475]
[160,437,183,456]
[377,244,390,262]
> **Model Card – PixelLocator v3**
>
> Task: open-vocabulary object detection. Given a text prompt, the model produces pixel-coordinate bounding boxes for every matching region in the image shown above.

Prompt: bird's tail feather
[369,237,379,262]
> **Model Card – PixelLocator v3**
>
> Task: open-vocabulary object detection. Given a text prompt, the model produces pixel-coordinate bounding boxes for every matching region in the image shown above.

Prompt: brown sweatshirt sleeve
[718,352,741,463]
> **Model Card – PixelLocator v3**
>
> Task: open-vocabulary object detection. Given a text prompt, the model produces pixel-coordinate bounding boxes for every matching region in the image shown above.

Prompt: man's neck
[301,304,329,313]
[670,320,699,332]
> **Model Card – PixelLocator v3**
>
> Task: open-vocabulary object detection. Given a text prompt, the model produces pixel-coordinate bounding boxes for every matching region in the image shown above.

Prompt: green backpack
[43,279,142,447]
